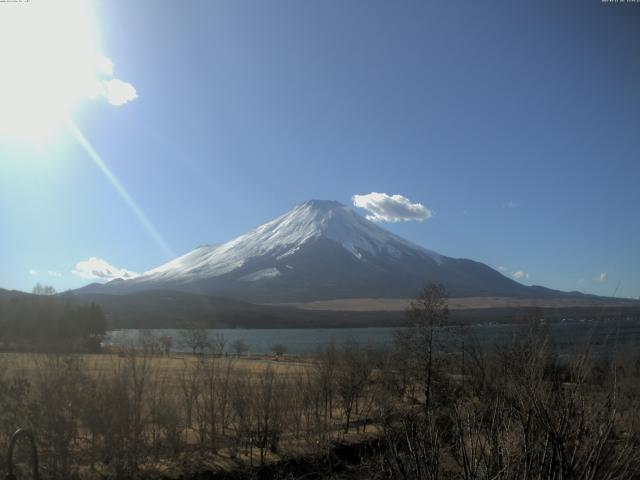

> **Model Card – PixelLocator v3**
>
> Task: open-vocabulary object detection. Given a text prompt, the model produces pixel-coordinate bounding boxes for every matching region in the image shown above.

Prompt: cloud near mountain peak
[352,192,433,223]
[72,257,139,281]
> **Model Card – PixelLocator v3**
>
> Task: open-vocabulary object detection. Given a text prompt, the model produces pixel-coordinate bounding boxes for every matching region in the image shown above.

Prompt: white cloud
[29,269,38,276]
[72,257,139,281]
[88,56,137,107]
[497,265,530,281]
[512,271,529,280]
[47,270,62,278]
[102,78,137,106]
[352,192,433,223]
[595,272,608,283]
[503,201,517,209]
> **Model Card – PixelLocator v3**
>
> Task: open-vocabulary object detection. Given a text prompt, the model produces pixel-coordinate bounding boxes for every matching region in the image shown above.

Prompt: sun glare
[0,1,109,143]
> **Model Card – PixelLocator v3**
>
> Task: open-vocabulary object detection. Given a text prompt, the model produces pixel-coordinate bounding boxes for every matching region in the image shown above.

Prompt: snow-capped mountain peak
[81,199,536,302]
[142,200,441,282]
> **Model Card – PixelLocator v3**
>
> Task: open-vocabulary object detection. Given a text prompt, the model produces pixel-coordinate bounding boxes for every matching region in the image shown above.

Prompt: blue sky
[1,0,639,297]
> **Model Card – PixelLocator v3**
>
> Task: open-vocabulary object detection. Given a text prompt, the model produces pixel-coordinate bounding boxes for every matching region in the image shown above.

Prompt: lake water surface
[104,320,640,356]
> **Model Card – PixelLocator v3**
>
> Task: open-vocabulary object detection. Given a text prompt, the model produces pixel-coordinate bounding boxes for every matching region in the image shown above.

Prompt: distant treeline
[0,295,106,351]
[64,289,640,330]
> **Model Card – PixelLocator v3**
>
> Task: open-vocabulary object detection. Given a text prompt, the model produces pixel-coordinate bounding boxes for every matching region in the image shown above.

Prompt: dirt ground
[267,295,637,311]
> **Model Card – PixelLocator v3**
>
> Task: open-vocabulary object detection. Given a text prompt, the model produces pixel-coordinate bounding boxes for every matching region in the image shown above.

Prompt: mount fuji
[75,200,578,303]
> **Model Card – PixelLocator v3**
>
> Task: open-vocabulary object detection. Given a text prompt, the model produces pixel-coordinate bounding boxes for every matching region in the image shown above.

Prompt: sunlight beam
[67,120,174,260]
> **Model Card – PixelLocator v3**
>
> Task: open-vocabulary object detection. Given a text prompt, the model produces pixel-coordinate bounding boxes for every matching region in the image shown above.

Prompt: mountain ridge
[73,200,596,302]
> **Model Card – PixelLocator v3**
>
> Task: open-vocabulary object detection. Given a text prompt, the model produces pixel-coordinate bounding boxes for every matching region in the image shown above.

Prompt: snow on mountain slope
[238,267,281,282]
[78,200,547,301]
[141,200,442,283]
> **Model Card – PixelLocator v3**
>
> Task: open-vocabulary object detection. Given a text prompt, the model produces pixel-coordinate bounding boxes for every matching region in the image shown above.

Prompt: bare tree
[316,342,338,426]
[179,327,209,355]
[252,366,288,464]
[192,356,236,454]
[32,283,56,295]
[336,339,372,433]
[29,355,87,478]
[231,338,249,357]
[159,334,173,355]
[228,369,253,460]
[137,329,159,354]
[207,332,226,356]
[178,360,202,430]
[398,283,448,412]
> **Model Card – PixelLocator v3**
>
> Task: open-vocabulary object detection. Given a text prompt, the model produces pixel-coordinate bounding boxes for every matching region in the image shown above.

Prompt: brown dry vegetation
[0,287,639,479]
[0,345,385,479]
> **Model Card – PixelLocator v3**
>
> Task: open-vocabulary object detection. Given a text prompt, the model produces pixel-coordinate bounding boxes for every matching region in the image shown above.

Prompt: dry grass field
[0,351,313,380]
[0,347,383,479]
[269,296,638,312]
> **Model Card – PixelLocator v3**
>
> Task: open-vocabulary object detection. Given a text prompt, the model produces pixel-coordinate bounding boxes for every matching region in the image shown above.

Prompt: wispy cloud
[30,269,63,278]
[595,272,608,283]
[512,270,529,280]
[72,257,139,281]
[496,266,529,281]
[352,192,433,223]
[503,201,517,209]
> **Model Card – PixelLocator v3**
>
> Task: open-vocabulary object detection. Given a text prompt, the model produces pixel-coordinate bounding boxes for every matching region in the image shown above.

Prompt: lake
[104,319,640,356]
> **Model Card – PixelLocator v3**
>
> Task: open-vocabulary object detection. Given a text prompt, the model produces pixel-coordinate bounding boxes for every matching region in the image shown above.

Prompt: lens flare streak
[67,120,174,260]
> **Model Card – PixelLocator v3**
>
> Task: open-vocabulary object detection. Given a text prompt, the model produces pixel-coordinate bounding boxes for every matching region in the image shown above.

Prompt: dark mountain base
[73,201,603,304]
[64,290,640,329]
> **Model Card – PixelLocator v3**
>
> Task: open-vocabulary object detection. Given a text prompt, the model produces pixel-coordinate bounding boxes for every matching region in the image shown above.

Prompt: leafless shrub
[82,350,156,477]
[378,410,441,480]
[159,334,173,355]
[207,332,226,356]
[136,329,160,354]
[316,342,338,428]
[192,356,236,453]
[231,338,250,357]
[178,358,202,430]
[0,359,31,477]
[252,366,289,464]
[179,327,210,355]
[229,368,253,460]
[28,355,88,479]
[336,339,372,433]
